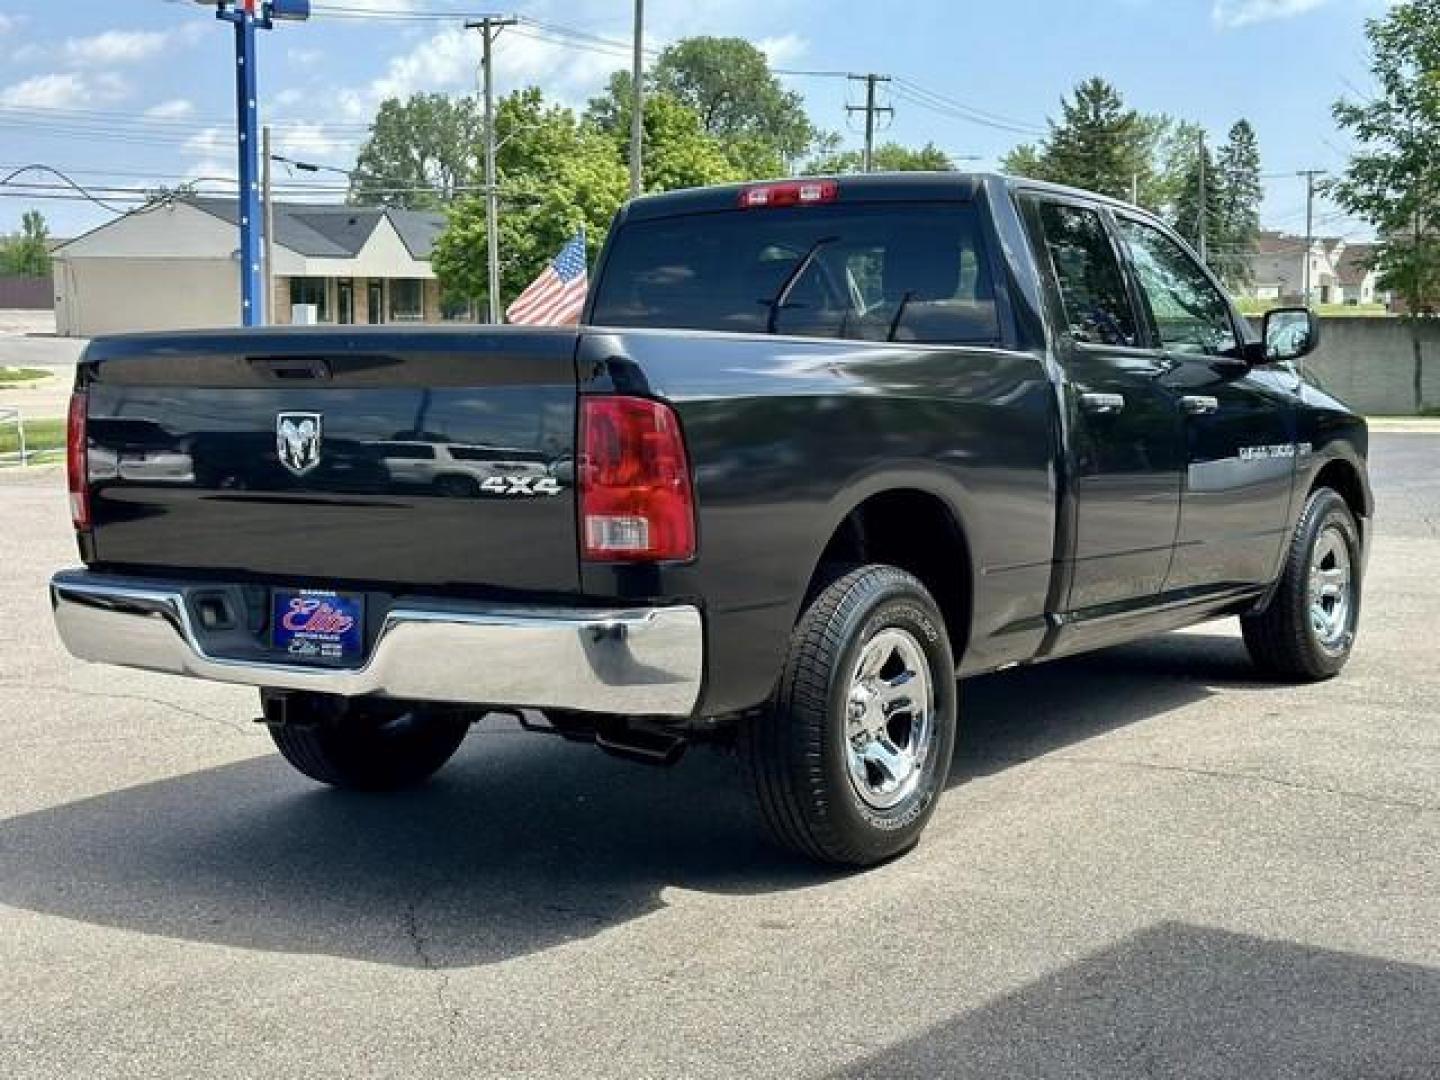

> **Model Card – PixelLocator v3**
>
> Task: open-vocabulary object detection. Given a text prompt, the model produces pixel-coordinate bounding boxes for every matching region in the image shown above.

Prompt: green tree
[1003,78,1159,202]
[589,37,819,176]
[802,141,954,175]
[1329,0,1440,314]
[1169,129,1223,261]
[350,93,483,210]
[432,89,628,314]
[0,210,51,277]
[1213,119,1263,287]
[593,88,742,192]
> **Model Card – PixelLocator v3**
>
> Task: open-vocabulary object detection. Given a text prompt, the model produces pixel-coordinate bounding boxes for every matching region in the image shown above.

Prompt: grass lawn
[0,367,52,385]
[0,416,64,461]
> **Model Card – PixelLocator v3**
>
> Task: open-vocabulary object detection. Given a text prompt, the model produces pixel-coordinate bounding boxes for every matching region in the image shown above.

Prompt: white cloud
[145,98,196,120]
[352,24,616,118]
[272,87,306,108]
[0,72,129,108]
[757,34,808,70]
[62,29,168,66]
[274,122,342,161]
[0,14,17,35]
[287,47,323,66]
[1213,0,1331,27]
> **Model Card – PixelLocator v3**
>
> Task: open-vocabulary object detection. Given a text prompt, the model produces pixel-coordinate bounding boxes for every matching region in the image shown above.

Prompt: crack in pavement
[0,680,255,737]
[403,893,464,1049]
[1042,753,1439,813]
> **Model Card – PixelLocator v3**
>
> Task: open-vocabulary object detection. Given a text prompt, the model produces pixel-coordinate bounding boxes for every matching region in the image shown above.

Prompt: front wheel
[742,565,958,867]
[266,693,472,790]
[1242,487,1362,681]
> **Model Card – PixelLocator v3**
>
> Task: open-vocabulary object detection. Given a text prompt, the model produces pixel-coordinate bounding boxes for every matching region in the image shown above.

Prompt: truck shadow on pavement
[0,631,1294,968]
[828,922,1440,1078]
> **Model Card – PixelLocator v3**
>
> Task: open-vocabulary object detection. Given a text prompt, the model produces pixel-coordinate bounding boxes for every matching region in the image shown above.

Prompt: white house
[53,197,463,338]
[1336,242,1382,306]
[1243,231,1387,307]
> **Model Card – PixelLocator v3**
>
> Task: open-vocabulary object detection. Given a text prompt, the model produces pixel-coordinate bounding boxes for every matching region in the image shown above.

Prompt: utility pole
[262,124,275,325]
[1298,169,1325,305]
[628,0,644,199]
[467,15,518,324]
[847,73,892,173]
[1197,130,1208,267]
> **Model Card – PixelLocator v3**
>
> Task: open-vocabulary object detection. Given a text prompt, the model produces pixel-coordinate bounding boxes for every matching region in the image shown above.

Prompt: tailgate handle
[251,357,332,381]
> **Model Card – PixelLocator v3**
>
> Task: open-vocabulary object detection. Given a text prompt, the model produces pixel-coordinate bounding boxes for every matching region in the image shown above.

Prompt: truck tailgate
[79,328,581,594]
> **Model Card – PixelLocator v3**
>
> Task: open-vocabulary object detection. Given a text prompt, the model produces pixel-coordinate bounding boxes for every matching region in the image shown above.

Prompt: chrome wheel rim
[844,627,935,811]
[1308,524,1354,654]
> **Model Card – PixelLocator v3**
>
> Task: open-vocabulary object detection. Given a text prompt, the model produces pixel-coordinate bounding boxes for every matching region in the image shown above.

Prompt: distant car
[51,173,1370,867]
[374,441,551,498]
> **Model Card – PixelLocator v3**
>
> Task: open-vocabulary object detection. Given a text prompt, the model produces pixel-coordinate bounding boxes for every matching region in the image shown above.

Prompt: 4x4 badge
[276,412,322,476]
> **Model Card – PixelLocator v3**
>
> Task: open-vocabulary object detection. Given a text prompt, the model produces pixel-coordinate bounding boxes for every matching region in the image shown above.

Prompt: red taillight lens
[66,389,89,531]
[738,180,838,209]
[579,396,695,562]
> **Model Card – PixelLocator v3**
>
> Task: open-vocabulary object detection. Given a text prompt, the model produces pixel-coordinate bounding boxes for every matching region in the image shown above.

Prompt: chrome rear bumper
[50,570,703,717]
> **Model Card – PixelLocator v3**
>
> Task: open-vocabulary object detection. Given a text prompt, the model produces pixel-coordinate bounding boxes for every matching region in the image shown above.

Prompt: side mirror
[1249,307,1320,365]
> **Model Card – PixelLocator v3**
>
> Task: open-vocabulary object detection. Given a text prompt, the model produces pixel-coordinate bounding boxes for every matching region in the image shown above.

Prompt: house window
[389,278,424,322]
[288,277,330,322]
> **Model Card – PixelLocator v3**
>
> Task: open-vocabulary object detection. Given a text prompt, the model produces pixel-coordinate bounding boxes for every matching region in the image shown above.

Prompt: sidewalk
[0,310,82,423]
[1367,417,1440,433]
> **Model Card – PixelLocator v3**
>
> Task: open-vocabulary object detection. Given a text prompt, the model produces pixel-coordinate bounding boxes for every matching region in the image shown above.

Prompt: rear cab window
[590,201,1002,346]
[1029,200,1139,349]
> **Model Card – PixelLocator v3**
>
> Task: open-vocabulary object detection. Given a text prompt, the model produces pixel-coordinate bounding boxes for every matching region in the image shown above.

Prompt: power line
[890,78,1045,136]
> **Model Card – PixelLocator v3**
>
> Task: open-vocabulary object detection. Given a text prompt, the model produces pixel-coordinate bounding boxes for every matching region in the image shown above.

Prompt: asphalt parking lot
[0,435,1436,1079]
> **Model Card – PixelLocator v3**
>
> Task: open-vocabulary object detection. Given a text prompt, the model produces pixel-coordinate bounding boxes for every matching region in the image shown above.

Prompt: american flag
[506,232,589,326]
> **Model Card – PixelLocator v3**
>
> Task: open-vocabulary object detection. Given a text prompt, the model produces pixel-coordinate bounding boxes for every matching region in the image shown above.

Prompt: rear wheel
[266,693,471,790]
[742,565,958,867]
[1242,487,1362,681]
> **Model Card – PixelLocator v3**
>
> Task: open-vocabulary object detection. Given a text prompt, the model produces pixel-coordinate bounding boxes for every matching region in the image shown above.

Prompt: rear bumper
[50,569,704,718]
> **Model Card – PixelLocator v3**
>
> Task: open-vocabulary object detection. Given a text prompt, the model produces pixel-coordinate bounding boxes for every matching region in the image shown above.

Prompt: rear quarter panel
[576,329,1059,716]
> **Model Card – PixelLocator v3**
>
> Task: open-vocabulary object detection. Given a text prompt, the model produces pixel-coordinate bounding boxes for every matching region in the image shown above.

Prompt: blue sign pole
[233,6,263,326]
[208,0,310,326]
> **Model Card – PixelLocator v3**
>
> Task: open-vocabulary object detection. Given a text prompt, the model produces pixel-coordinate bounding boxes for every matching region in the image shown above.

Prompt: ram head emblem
[276,412,322,476]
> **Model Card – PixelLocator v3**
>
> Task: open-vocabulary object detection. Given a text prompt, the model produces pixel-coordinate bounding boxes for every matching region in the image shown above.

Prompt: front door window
[1116,218,1237,356]
[367,280,384,325]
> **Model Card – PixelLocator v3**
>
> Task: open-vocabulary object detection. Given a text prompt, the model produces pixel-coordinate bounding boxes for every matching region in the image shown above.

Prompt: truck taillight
[66,389,89,531]
[579,396,695,562]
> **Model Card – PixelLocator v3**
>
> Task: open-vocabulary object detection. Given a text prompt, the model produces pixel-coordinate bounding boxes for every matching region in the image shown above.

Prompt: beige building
[53,197,464,338]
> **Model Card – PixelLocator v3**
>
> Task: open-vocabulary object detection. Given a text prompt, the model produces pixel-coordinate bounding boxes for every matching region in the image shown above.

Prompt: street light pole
[262,125,275,325]
[466,16,517,325]
[629,0,644,199]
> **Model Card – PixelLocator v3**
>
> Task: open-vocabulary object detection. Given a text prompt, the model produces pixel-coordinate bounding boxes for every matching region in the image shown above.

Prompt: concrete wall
[1295,318,1440,416]
[54,257,239,337]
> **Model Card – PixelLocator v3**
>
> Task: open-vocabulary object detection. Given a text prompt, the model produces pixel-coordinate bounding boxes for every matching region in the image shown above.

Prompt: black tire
[1242,487,1362,681]
[741,565,958,867]
[267,693,471,790]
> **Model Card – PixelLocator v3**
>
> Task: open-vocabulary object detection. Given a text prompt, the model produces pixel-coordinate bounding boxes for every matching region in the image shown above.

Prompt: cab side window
[1117,218,1238,357]
[1034,201,1138,348]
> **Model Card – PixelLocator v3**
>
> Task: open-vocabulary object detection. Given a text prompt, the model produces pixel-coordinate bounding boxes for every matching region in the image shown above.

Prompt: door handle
[1180,395,1220,416]
[1079,392,1126,416]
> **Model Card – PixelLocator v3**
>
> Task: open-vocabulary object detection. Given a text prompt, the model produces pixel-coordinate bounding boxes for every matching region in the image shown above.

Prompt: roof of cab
[618,171,1151,222]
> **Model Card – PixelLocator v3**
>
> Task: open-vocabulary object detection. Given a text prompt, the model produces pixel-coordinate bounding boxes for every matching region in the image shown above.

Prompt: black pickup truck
[51,173,1371,866]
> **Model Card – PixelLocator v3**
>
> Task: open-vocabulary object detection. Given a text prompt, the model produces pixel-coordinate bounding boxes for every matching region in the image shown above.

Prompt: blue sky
[0,0,1390,241]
